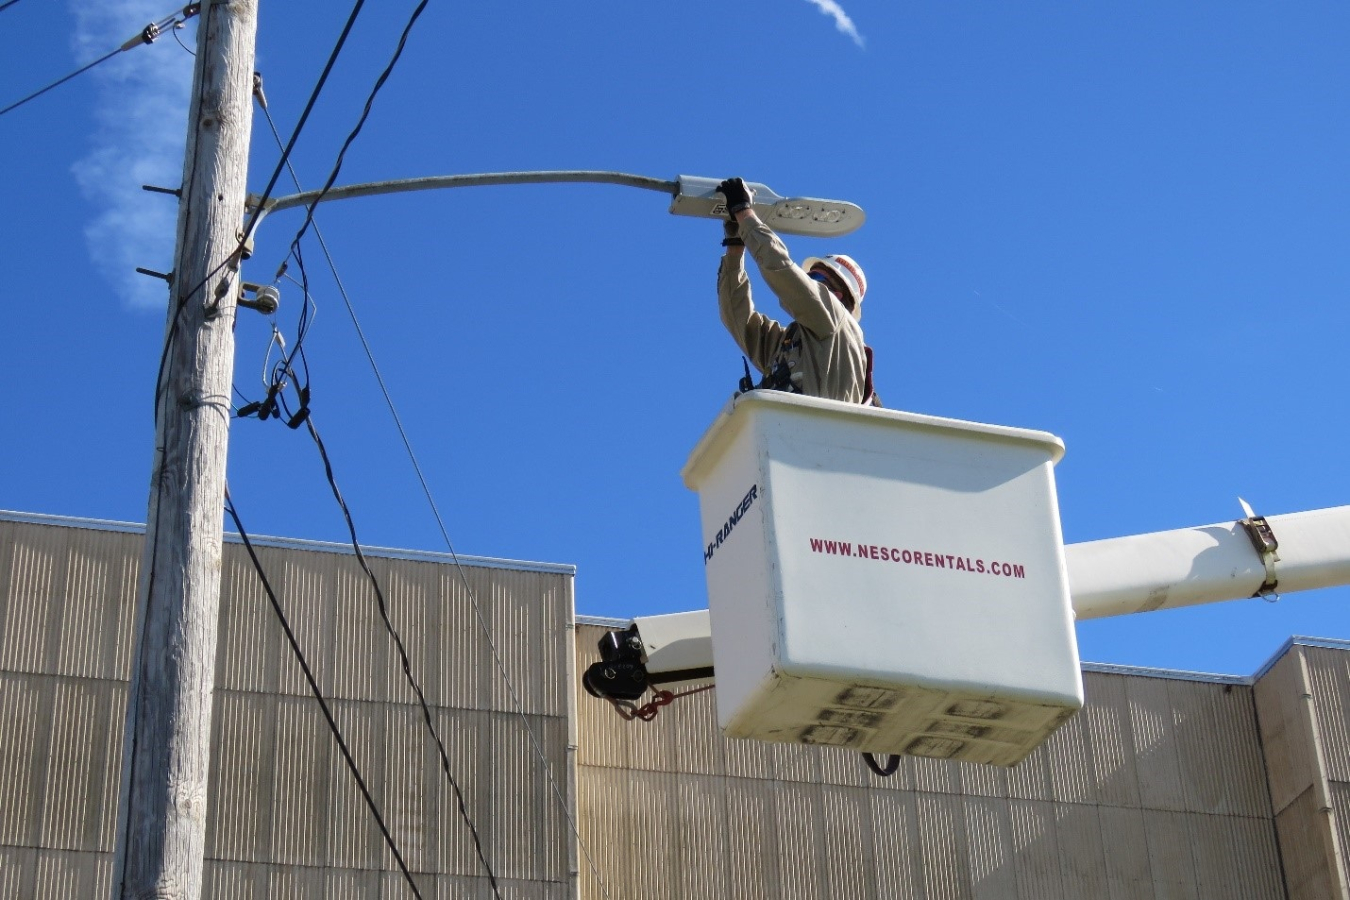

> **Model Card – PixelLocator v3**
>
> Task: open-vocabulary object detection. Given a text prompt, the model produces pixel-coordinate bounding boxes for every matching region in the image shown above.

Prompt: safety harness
[738,322,880,406]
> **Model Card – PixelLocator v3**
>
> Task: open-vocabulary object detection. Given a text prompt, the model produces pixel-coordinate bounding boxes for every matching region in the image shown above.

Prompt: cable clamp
[1238,498,1280,601]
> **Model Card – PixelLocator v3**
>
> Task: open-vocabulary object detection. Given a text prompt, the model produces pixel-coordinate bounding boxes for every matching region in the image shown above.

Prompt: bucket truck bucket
[681,392,1083,767]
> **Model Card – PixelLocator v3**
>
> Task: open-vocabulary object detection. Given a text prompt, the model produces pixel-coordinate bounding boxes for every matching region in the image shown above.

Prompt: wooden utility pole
[110,1,258,896]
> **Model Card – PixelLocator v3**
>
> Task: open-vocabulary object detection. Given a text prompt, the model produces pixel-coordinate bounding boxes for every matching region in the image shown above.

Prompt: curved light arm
[246,170,865,239]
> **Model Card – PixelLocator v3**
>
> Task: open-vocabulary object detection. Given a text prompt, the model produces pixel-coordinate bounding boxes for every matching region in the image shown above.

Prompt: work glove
[718,177,754,217]
[722,218,743,247]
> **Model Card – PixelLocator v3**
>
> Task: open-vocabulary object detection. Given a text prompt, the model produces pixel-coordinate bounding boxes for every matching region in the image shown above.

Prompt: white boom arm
[631,504,1350,679]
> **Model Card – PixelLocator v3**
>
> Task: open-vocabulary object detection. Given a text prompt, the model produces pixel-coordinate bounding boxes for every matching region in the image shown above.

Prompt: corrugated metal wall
[0,516,575,900]
[1255,644,1350,899]
[575,623,1287,900]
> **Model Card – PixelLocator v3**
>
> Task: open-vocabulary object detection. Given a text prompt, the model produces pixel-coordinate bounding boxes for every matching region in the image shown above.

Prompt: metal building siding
[1096,805,1150,898]
[1127,672,1190,812]
[962,795,1016,899]
[1255,648,1318,815]
[0,523,58,674]
[1275,785,1338,900]
[1304,646,1350,783]
[1081,674,1142,809]
[1007,800,1064,900]
[1140,809,1199,900]
[1333,782,1350,896]
[574,627,1288,900]
[1,673,42,847]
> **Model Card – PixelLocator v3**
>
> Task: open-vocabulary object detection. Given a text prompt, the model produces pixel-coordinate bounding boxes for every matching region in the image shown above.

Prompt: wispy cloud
[70,1,194,310]
[803,0,865,49]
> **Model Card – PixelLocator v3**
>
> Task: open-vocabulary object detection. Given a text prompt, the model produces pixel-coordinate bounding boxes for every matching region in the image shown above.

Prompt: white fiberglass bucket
[681,392,1083,767]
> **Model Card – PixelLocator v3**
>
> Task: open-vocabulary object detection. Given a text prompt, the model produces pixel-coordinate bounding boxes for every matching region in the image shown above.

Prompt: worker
[716,177,877,405]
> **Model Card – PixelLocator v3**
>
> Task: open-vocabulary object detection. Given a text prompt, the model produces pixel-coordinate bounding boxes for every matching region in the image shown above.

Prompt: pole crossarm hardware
[245,171,866,241]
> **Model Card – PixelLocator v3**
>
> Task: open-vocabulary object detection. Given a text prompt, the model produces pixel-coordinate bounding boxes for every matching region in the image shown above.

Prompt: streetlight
[244,170,866,249]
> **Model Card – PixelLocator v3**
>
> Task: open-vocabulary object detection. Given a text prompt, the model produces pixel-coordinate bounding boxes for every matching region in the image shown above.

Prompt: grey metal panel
[774,780,825,900]
[722,729,776,782]
[725,776,782,900]
[1275,785,1339,900]
[1,845,37,900]
[1006,741,1054,802]
[868,790,924,900]
[822,786,875,900]
[916,792,972,899]
[820,744,882,789]
[0,508,577,576]
[269,696,335,867]
[0,521,58,674]
[206,691,277,863]
[1009,799,1064,900]
[773,740,823,785]
[1,673,43,847]
[575,764,630,900]
[1171,681,1232,816]
[1127,674,1188,812]
[32,849,110,900]
[217,543,288,696]
[1188,812,1242,899]
[960,795,1016,899]
[1082,673,1142,809]
[912,756,960,797]
[1305,647,1350,783]
[1042,699,1097,805]
[1170,679,1271,820]
[38,678,121,852]
[1255,647,1318,815]
[1230,812,1291,900]
[674,775,732,900]
[1053,803,1109,898]
[1097,805,1151,899]
[1141,809,1199,900]
[1333,781,1350,898]
[623,770,681,900]
[960,760,1009,800]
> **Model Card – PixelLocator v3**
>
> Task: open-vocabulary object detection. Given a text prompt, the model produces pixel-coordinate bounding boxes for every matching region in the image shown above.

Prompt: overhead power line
[253,93,614,900]
[154,0,371,418]
[0,3,199,119]
[223,487,425,899]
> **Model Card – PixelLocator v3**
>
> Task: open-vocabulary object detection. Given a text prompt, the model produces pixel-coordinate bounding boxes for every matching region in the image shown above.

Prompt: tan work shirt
[717,216,868,404]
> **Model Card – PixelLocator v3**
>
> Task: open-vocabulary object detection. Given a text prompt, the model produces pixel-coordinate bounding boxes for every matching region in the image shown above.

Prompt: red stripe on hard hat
[833,256,864,296]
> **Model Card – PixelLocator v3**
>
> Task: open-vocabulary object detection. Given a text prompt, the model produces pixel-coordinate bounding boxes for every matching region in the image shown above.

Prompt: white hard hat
[803,254,867,318]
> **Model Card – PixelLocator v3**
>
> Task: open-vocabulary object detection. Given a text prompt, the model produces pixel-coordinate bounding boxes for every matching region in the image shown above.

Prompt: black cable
[155,0,369,417]
[1,4,195,119]
[224,487,424,898]
[863,752,901,777]
[276,0,430,259]
[263,0,431,380]
[0,47,120,118]
[238,0,370,251]
[302,416,503,898]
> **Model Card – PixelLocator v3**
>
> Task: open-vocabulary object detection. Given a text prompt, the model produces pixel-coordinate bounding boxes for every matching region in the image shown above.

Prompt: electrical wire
[256,0,430,387]
[154,0,369,418]
[255,95,614,900]
[224,487,425,899]
[1,48,119,118]
[0,4,197,119]
[301,417,502,898]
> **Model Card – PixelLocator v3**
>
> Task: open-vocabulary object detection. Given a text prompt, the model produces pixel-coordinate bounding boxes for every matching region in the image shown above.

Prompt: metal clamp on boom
[1238,498,1280,600]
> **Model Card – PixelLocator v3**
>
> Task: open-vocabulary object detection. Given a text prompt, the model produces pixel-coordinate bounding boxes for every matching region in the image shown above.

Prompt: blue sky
[2,1,1349,676]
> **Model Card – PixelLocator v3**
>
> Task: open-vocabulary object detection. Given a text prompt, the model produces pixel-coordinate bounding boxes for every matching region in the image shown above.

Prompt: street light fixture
[245,170,865,250]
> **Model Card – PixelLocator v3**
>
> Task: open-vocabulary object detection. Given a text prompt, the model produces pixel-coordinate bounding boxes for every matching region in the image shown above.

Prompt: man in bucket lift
[717,176,878,405]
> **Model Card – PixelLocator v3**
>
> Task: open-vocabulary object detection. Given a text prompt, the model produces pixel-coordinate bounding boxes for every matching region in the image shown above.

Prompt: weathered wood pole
[110,1,258,896]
